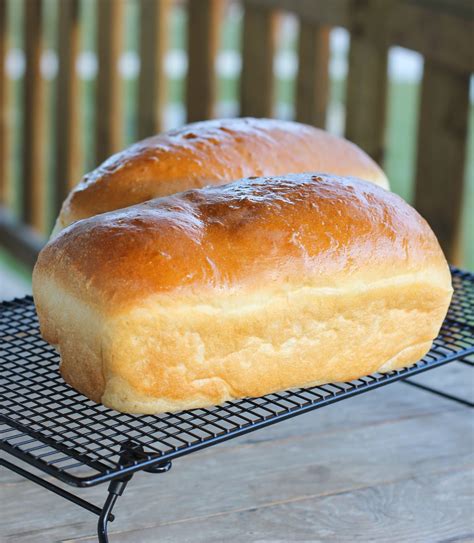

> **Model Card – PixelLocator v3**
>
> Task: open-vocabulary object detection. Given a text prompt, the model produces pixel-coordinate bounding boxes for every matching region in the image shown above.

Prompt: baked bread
[52,118,389,234]
[33,173,452,414]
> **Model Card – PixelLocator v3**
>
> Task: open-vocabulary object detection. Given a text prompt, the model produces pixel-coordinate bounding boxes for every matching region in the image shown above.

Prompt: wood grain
[61,469,474,543]
[21,0,45,232]
[296,21,330,128]
[414,60,470,264]
[54,0,81,219]
[1,380,472,542]
[95,0,124,165]
[186,0,221,123]
[137,0,169,138]
[240,3,277,117]
[139,469,474,543]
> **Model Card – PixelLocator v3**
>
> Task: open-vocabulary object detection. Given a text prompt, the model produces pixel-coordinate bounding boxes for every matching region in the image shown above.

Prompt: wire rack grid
[1,267,473,488]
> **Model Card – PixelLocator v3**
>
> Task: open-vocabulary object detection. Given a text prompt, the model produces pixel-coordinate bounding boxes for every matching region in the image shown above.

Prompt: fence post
[21,0,45,232]
[186,0,222,123]
[240,2,277,117]
[296,21,330,128]
[95,0,124,165]
[345,0,389,163]
[54,0,81,219]
[138,0,169,138]
[414,61,470,264]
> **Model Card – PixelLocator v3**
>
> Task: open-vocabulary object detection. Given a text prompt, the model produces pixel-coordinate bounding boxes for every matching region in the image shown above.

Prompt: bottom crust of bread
[35,271,452,414]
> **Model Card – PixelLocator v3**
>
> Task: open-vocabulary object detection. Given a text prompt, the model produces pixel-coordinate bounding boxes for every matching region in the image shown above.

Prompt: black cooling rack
[1,267,473,543]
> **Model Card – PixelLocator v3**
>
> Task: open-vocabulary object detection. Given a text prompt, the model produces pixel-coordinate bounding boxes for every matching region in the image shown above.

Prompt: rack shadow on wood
[1,267,473,542]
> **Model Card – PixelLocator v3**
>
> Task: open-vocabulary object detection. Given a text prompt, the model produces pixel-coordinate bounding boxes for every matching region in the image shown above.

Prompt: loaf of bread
[52,118,388,234]
[33,173,452,414]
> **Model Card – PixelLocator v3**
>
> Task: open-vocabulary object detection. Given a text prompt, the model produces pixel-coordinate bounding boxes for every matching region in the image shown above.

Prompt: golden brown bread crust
[34,174,452,413]
[53,118,389,233]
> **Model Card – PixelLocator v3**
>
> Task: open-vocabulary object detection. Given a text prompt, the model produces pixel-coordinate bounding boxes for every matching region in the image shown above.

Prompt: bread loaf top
[36,173,450,312]
[53,118,389,233]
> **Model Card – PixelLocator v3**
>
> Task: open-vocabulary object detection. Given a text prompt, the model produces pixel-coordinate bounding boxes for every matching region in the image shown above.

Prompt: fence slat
[21,0,45,232]
[414,61,470,264]
[54,0,81,219]
[387,2,474,74]
[243,0,351,27]
[138,0,169,138]
[186,0,221,123]
[240,3,277,117]
[296,21,330,128]
[345,0,388,163]
[95,0,124,165]
[0,0,7,204]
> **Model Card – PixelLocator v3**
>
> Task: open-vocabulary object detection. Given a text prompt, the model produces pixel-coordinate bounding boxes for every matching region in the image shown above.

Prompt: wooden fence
[0,0,472,268]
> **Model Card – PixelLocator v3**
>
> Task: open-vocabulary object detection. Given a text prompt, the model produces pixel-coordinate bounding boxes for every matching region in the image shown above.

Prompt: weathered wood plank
[240,3,277,117]
[414,60,470,264]
[0,0,7,204]
[6,409,473,541]
[2,394,472,541]
[345,0,389,163]
[95,0,124,165]
[387,2,474,73]
[186,0,221,123]
[137,0,169,138]
[79,468,474,543]
[295,21,330,128]
[21,0,45,232]
[243,0,351,27]
[54,0,81,219]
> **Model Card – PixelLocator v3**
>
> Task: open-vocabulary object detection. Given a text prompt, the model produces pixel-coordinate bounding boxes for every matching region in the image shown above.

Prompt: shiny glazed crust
[33,174,452,414]
[52,118,389,234]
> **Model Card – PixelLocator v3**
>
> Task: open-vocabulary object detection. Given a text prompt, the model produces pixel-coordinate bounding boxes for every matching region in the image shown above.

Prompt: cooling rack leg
[97,477,131,543]
[402,378,474,407]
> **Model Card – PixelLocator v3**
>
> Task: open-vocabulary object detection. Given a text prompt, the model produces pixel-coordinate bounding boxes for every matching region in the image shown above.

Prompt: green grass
[385,81,420,204]
[0,249,31,285]
[385,80,474,269]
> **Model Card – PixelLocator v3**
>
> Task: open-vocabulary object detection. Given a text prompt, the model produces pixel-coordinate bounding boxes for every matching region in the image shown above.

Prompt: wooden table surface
[1,363,473,543]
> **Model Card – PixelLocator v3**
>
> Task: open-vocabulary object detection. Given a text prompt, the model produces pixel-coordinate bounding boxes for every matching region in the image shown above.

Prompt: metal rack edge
[2,348,472,488]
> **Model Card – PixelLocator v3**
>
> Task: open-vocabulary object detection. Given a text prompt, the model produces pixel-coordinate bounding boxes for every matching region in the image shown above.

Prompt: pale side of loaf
[33,174,452,414]
[52,118,389,234]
